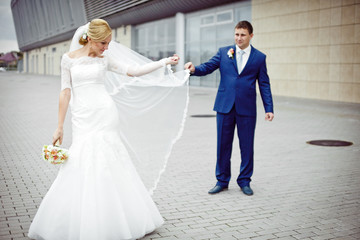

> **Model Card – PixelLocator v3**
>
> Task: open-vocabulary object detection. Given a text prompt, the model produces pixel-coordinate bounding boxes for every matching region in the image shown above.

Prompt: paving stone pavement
[0,72,359,240]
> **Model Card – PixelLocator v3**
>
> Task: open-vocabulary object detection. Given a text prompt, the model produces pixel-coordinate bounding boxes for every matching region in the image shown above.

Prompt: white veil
[69,23,189,195]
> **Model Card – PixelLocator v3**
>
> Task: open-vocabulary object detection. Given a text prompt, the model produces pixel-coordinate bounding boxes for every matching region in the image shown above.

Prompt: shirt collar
[236,44,251,55]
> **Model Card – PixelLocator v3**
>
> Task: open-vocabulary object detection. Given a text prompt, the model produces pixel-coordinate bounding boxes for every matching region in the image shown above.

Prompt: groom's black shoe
[208,185,228,194]
[241,186,253,196]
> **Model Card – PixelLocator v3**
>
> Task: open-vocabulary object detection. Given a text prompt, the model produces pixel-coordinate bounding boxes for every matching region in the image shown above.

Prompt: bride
[28,19,189,240]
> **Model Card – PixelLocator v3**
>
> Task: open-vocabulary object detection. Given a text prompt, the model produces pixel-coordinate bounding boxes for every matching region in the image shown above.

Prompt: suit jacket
[193,45,273,116]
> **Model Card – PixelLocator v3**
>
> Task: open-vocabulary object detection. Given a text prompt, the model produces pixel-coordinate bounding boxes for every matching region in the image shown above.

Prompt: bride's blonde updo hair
[79,19,112,46]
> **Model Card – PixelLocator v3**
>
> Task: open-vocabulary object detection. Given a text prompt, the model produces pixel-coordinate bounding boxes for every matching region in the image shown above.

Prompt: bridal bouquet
[42,145,69,164]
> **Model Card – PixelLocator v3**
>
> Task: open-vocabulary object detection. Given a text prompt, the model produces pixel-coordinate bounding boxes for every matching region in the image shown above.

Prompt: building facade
[11,0,360,103]
[252,0,360,103]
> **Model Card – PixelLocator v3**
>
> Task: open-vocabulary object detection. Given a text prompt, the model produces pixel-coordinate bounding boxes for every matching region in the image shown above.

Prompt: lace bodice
[61,54,128,90]
[56,41,189,197]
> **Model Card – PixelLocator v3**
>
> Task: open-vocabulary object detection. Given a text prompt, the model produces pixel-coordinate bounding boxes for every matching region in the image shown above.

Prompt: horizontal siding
[84,0,150,20]
[11,0,244,51]
[98,0,243,27]
[11,0,87,51]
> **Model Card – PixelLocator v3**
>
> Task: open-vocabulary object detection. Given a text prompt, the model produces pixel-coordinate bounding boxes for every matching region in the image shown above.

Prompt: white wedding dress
[28,49,189,240]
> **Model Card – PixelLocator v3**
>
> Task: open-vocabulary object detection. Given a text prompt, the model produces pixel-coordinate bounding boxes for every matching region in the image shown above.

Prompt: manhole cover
[190,114,216,118]
[307,140,353,147]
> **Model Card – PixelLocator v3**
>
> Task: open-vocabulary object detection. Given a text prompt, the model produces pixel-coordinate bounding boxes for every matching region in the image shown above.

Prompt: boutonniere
[227,48,234,59]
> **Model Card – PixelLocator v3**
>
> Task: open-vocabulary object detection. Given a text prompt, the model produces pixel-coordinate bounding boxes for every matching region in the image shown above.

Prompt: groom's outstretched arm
[184,49,221,76]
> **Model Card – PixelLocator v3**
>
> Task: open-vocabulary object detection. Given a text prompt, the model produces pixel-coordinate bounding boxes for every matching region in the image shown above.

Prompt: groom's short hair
[235,21,253,34]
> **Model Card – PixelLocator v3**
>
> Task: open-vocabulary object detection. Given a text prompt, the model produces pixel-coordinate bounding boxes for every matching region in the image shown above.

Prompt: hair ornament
[82,22,90,40]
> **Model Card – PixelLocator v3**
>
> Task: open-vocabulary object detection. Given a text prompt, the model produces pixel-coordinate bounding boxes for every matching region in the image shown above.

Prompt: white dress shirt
[236,44,251,71]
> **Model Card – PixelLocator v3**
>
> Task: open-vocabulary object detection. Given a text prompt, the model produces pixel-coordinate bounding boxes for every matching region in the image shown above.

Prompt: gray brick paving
[0,72,359,240]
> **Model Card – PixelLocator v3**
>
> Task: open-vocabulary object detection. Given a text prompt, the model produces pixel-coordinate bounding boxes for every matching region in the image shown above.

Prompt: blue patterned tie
[237,50,244,74]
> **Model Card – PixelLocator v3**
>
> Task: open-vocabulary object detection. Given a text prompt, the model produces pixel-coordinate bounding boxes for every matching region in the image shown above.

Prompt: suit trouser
[216,105,256,188]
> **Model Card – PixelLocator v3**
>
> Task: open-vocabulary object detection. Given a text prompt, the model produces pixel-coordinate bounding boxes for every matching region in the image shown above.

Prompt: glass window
[217,39,233,49]
[217,11,233,23]
[166,21,175,43]
[200,40,216,63]
[200,15,214,26]
[134,17,175,61]
[185,1,251,88]
[200,26,216,42]
[216,23,234,40]
[201,73,217,87]
[235,6,251,23]
[185,42,200,64]
[148,47,159,61]
[186,16,200,43]
[157,23,165,46]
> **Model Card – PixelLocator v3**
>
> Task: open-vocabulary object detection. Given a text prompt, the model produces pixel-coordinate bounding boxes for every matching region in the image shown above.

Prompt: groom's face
[234,28,253,50]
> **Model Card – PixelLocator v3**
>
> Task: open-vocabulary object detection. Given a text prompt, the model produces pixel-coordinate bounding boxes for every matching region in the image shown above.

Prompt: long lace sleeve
[107,56,166,77]
[107,56,129,75]
[61,54,72,90]
[126,59,166,77]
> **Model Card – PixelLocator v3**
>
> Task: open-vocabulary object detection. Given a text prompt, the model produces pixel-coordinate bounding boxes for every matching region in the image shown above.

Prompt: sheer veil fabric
[27,23,189,240]
[70,23,190,194]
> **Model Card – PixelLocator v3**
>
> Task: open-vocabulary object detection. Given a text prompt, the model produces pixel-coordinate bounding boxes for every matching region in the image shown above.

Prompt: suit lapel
[230,45,256,75]
[241,45,256,74]
[231,45,238,72]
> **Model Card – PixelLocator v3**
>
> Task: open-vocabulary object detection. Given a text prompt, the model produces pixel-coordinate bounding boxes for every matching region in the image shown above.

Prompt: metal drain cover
[307,140,353,147]
[190,114,216,118]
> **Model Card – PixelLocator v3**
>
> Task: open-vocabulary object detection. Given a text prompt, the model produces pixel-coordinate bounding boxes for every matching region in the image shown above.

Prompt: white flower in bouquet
[42,145,69,164]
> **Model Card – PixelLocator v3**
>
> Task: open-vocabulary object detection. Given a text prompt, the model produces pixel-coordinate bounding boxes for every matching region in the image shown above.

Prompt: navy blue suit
[193,45,273,187]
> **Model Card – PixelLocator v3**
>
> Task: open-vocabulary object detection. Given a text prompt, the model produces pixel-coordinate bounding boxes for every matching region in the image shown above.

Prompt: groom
[184,21,274,196]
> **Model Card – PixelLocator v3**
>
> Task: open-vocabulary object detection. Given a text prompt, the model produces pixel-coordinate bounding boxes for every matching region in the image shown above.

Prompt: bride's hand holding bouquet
[52,127,64,146]
[41,127,68,165]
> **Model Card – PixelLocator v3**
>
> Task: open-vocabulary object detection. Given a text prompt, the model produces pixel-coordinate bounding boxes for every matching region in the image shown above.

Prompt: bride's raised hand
[165,54,180,65]
[52,128,64,146]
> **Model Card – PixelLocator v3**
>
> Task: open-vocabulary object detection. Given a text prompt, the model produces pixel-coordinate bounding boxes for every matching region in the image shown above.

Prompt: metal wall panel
[102,0,244,28]
[84,0,150,20]
[11,0,87,51]
[11,0,244,51]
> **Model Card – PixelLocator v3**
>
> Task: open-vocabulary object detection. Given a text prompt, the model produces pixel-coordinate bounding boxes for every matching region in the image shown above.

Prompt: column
[175,12,185,72]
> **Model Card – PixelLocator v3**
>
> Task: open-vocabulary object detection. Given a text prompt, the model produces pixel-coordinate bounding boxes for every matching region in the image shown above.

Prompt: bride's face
[91,34,112,55]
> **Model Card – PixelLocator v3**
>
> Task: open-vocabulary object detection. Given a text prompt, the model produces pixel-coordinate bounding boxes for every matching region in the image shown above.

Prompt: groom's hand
[184,62,195,74]
[265,112,274,121]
